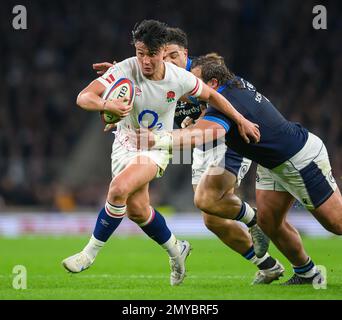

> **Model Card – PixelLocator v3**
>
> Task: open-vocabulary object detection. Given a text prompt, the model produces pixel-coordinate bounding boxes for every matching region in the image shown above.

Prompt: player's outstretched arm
[172,119,226,149]
[197,84,260,144]
[135,119,225,151]
[92,61,116,75]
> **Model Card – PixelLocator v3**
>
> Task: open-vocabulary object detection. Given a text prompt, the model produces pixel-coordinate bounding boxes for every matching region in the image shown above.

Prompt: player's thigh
[191,145,226,186]
[256,189,295,225]
[256,165,295,229]
[198,147,252,194]
[194,145,235,200]
[195,183,237,230]
[109,155,158,197]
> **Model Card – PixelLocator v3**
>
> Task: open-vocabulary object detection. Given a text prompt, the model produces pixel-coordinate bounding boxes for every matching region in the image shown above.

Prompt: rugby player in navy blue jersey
[164,28,283,284]
[140,55,342,285]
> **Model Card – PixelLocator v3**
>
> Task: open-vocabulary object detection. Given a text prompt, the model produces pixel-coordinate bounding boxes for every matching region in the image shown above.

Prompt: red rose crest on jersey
[166,91,175,103]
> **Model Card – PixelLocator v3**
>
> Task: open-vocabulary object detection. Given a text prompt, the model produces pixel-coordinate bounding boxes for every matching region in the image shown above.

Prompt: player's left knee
[194,186,228,211]
[194,191,206,210]
[194,192,214,212]
[108,179,130,202]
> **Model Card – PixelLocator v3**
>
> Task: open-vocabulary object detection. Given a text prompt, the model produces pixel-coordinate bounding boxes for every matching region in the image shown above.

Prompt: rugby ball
[100,78,135,124]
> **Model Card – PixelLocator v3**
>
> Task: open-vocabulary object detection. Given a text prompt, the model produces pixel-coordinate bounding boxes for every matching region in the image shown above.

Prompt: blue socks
[92,204,172,246]
[89,204,178,258]
[93,202,126,242]
[139,208,172,245]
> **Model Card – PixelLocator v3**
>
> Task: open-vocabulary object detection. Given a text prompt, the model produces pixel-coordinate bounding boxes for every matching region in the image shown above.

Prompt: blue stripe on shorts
[299,161,334,209]
[223,148,244,177]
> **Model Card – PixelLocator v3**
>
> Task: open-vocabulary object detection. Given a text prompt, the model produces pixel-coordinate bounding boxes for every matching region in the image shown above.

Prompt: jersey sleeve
[179,69,203,98]
[202,106,232,133]
[96,62,128,88]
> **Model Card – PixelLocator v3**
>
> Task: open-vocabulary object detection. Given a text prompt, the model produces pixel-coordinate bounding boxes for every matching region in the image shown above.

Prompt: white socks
[161,234,181,257]
[83,235,105,260]
[250,252,270,266]
[239,202,255,226]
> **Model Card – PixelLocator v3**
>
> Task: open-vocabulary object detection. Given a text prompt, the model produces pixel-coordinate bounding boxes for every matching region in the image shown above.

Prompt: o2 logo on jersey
[138,110,163,130]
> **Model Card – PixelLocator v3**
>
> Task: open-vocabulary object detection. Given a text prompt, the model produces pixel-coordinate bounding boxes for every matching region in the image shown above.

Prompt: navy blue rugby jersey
[174,57,205,128]
[203,77,309,169]
[174,100,204,128]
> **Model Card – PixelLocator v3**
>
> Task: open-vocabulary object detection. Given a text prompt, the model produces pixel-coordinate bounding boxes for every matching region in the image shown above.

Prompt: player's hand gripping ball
[100,78,135,124]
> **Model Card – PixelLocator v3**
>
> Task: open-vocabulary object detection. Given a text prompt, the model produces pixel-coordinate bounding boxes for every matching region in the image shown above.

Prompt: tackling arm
[143,119,227,151]
[195,84,260,144]
[172,119,227,149]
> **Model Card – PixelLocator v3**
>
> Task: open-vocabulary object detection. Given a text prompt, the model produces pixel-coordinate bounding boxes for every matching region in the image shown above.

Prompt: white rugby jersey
[97,57,203,132]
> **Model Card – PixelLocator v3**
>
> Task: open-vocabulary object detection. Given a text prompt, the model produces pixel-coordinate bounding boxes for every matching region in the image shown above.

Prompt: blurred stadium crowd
[0,0,341,210]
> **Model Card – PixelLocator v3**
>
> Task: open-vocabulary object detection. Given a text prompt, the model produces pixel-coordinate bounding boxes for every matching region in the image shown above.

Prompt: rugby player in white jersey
[91,27,281,284]
[62,20,260,286]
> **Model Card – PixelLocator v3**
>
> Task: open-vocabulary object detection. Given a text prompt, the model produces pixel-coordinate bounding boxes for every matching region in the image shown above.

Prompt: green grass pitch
[0,236,341,300]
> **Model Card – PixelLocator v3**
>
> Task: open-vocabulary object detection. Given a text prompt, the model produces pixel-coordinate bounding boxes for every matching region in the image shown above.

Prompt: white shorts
[256,132,337,210]
[111,135,170,178]
[192,143,252,186]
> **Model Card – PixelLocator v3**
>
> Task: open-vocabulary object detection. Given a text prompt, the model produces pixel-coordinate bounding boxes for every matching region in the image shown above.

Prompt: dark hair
[132,19,169,55]
[191,53,242,88]
[166,27,188,49]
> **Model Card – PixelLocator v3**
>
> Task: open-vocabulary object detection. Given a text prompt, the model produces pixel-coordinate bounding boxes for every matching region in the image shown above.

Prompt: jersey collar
[217,77,237,93]
[217,83,228,93]
[186,57,192,71]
